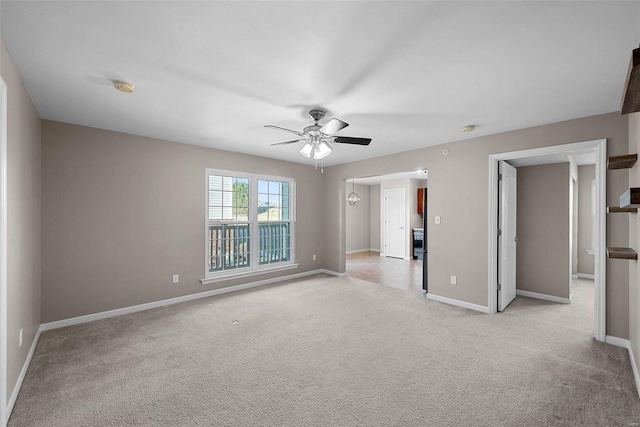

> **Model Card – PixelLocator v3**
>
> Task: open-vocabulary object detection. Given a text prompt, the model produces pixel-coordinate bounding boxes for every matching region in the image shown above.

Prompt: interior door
[384,188,406,259]
[498,161,517,311]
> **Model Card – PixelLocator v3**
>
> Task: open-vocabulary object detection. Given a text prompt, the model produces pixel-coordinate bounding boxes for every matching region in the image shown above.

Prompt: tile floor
[345,251,424,294]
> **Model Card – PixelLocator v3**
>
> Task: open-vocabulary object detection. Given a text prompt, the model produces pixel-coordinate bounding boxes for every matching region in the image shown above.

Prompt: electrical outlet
[19,329,23,347]
[450,276,457,285]
[313,254,316,261]
[435,216,441,224]
[172,274,179,284]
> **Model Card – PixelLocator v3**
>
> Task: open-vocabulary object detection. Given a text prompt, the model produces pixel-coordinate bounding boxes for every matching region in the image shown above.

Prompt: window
[257,179,291,265]
[205,170,295,280]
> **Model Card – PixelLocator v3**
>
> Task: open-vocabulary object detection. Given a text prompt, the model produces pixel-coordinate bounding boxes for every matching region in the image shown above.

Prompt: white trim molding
[577,273,595,280]
[42,269,341,332]
[346,248,380,255]
[488,139,607,343]
[516,289,571,304]
[0,77,7,427]
[628,344,640,398]
[605,335,630,349]
[200,263,299,285]
[6,328,40,422]
[603,334,637,397]
[426,293,490,314]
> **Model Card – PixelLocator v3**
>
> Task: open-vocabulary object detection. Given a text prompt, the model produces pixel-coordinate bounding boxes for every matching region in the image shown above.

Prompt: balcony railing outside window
[208,222,290,272]
[258,222,290,265]
[208,223,250,272]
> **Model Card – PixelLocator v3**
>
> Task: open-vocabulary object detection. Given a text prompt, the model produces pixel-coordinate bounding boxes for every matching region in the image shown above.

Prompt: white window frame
[201,168,297,284]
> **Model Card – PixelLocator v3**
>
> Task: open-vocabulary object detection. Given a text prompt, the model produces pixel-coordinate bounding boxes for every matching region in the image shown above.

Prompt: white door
[384,189,406,259]
[498,161,517,311]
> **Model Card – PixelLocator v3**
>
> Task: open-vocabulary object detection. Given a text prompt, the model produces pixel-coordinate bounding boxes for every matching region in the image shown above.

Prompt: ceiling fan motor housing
[308,109,326,123]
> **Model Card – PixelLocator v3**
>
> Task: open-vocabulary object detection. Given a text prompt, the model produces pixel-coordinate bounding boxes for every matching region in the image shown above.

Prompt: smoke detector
[113,80,135,93]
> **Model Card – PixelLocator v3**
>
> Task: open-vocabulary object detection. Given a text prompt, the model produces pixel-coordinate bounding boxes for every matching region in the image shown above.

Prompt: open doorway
[488,139,607,342]
[344,171,427,295]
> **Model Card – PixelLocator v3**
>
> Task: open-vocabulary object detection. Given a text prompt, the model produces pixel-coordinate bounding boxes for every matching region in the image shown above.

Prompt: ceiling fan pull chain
[321,159,324,174]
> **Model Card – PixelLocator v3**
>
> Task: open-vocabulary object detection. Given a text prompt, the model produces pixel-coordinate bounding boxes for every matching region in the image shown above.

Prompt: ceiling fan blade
[319,118,349,136]
[334,136,372,146]
[264,125,304,136]
[270,140,304,146]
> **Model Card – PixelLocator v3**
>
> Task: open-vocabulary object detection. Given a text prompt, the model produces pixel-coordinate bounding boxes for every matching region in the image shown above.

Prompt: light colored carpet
[507,278,595,335]
[8,274,640,426]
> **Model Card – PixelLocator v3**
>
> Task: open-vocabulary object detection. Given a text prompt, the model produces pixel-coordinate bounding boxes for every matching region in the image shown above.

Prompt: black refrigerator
[422,189,428,293]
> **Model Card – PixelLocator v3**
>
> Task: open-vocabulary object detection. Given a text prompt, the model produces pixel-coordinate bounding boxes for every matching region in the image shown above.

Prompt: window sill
[200,263,300,285]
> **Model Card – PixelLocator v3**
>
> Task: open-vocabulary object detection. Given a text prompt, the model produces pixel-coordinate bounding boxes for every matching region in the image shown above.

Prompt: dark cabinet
[417,188,424,214]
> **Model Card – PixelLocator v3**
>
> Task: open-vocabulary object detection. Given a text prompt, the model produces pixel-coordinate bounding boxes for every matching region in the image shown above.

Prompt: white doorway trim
[0,77,8,427]
[383,188,406,259]
[488,139,607,342]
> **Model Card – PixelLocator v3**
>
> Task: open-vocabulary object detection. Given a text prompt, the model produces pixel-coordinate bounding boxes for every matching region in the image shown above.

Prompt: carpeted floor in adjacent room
[8,274,640,426]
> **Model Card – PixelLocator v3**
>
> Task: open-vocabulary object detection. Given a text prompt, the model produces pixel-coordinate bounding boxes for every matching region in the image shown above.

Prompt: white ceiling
[2,1,639,166]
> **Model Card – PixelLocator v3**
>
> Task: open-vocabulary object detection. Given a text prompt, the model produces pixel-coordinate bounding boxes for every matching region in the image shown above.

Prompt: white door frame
[383,188,406,259]
[488,139,607,342]
[0,77,8,427]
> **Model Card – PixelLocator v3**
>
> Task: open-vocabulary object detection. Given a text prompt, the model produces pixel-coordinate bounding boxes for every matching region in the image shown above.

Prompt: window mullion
[250,176,259,270]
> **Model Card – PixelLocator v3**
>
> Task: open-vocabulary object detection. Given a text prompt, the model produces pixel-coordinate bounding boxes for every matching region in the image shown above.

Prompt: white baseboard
[426,293,490,314]
[605,335,630,349]
[516,289,571,304]
[41,269,341,332]
[628,344,640,398]
[6,327,41,422]
[577,273,595,280]
[571,274,578,279]
[345,248,379,255]
[319,269,346,277]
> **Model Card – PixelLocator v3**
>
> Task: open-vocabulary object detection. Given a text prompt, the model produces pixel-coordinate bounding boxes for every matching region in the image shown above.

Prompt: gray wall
[578,165,596,276]
[41,120,325,322]
[1,41,42,399]
[629,112,640,386]
[516,163,570,299]
[345,183,371,252]
[370,184,380,251]
[323,112,629,339]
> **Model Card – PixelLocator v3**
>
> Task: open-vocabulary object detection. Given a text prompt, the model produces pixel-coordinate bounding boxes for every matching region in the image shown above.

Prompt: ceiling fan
[265,109,371,164]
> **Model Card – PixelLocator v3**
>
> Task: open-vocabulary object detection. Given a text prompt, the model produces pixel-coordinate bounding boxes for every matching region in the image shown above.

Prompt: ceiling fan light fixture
[266,109,370,167]
[313,140,332,160]
[299,142,313,158]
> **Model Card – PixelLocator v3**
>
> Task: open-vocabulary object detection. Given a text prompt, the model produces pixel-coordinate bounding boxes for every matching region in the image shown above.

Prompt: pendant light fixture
[346,179,360,206]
